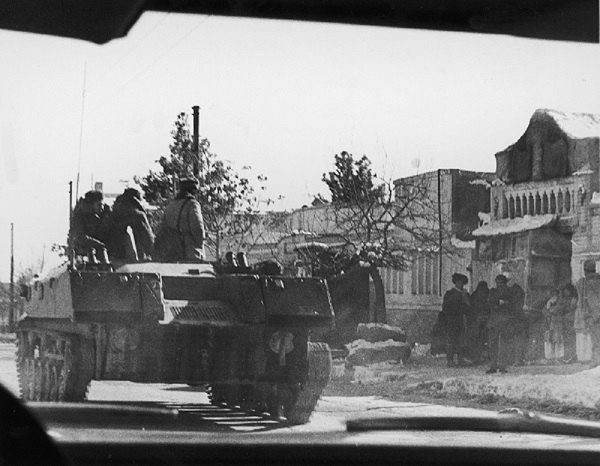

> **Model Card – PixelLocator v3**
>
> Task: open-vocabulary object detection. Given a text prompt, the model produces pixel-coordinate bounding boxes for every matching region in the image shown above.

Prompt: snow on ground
[332,356,600,410]
[441,366,600,409]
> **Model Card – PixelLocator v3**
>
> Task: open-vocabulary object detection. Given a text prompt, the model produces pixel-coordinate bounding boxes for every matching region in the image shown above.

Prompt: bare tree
[317,152,448,322]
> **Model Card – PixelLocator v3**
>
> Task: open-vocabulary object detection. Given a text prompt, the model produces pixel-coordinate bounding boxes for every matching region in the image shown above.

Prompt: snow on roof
[294,241,330,250]
[471,214,557,237]
[538,108,600,139]
[451,236,476,249]
[469,179,491,188]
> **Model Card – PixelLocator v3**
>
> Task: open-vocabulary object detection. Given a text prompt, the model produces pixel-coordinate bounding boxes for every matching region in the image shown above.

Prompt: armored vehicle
[16,259,334,424]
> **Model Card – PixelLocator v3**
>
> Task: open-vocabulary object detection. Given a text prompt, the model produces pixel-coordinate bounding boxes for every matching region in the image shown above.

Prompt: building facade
[384,169,493,343]
[471,109,600,358]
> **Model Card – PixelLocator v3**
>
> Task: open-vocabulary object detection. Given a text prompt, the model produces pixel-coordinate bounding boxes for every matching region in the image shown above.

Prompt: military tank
[15,258,334,424]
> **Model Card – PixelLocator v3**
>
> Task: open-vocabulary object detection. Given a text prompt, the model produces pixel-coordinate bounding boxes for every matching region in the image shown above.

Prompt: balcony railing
[492,177,584,221]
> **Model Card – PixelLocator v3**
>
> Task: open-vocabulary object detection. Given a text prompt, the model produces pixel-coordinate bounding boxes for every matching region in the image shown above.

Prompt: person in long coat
[544,283,578,363]
[154,177,206,262]
[469,281,490,362]
[106,188,154,261]
[442,273,470,367]
[574,259,600,363]
[486,274,520,374]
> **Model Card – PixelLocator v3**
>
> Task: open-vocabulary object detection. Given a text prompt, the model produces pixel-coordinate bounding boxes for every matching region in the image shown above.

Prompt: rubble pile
[345,323,411,367]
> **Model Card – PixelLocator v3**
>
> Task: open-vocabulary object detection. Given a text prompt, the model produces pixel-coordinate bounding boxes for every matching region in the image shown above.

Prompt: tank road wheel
[16,331,36,401]
[64,338,94,401]
[208,384,227,405]
[283,342,332,425]
[17,331,94,402]
[238,384,255,411]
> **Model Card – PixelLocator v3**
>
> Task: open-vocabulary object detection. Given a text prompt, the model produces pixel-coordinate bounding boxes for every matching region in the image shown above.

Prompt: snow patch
[573,168,595,176]
[592,192,600,205]
[451,236,475,249]
[346,339,406,351]
[469,179,491,188]
[362,323,404,332]
[472,214,556,237]
[352,362,406,384]
[441,365,600,409]
[478,212,491,225]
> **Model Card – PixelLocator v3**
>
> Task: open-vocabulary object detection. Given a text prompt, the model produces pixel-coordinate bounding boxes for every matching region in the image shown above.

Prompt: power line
[85,15,212,117]
[52,13,170,122]
[96,12,170,85]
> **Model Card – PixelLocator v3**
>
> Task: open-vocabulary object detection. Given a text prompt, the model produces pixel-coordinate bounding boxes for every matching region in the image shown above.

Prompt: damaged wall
[495,109,599,192]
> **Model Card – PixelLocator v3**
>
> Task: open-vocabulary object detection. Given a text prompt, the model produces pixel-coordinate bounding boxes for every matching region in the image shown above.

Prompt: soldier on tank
[153,177,206,262]
[106,188,154,262]
[71,190,111,264]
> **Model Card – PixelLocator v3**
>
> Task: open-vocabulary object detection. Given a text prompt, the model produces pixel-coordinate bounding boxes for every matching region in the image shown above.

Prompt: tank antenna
[75,62,87,200]
[68,181,75,269]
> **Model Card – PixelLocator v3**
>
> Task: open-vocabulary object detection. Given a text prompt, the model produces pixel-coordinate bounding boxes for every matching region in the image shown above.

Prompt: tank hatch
[162,299,239,325]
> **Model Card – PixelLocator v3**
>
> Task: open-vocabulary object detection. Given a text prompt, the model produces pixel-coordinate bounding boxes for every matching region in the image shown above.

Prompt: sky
[0,12,599,281]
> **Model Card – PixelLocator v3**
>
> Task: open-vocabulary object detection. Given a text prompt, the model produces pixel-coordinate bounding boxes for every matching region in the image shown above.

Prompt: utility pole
[192,105,200,178]
[9,222,15,332]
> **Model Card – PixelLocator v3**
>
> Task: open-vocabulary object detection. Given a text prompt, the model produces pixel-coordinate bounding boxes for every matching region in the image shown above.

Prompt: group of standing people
[440,272,526,373]
[71,177,206,265]
[539,260,600,365]
[438,258,600,373]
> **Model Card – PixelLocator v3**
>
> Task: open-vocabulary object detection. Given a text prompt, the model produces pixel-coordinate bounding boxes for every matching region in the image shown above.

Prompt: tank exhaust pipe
[192,105,200,177]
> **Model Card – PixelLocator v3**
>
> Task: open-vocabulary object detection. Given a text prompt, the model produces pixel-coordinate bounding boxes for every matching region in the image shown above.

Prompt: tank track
[16,330,94,402]
[208,341,332,424]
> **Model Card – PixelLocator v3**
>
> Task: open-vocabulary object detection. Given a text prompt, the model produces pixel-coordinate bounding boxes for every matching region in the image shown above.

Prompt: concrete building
[384,169,493,342]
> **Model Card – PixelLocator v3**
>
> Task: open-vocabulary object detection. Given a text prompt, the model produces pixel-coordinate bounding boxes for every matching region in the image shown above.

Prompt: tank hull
[16,263,334,423]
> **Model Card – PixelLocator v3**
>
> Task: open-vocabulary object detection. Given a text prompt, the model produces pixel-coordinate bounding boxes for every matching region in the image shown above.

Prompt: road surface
[0,342,487,432]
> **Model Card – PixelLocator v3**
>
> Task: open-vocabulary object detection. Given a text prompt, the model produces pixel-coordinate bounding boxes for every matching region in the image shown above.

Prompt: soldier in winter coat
[106,188,154,261]
[154,177,206,262]
[71,190,111,264]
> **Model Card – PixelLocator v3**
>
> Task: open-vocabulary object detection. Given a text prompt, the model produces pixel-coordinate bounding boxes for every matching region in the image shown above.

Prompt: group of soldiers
[440,259,600,373]
[71,177,206,265]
